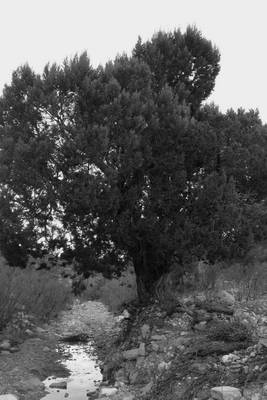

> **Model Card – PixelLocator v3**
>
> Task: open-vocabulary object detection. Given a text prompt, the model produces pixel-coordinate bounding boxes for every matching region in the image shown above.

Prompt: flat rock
[0,396,19,400]
[210,386,242,400]
[49,380,67,389]
[99,387,118,396]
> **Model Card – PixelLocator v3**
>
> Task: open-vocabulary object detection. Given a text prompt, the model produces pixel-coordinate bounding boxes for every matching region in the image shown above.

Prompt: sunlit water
[41,342,103,400]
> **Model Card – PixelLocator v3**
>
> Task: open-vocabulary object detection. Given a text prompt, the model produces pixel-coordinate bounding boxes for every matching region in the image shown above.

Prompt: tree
[1,29,266,300]
[133,26,220,114]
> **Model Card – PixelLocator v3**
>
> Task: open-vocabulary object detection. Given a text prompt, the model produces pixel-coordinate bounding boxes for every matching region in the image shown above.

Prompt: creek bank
[100,291,267,400]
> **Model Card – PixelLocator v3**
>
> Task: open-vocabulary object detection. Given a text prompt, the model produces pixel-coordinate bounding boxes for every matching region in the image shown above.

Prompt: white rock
[221,354,239,364]
[122,309,130,319]
[0,340,11,350]
[99,387,118,396]
[216,290,235,306]
[140,324,150,339]
[0,396,19,400]
[210,386,242,400]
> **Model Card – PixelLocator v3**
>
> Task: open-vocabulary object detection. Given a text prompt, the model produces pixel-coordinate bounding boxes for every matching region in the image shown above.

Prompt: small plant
[207,320,253,343]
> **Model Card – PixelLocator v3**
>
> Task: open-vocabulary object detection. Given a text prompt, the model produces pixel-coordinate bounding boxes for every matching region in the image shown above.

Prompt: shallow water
[41,342,102,400]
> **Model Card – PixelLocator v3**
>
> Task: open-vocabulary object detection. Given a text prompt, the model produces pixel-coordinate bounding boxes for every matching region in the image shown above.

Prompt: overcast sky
[1,0,266,122]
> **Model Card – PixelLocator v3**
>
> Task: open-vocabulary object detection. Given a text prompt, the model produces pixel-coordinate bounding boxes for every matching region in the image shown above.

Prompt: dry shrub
[0,256,72,331]
[82,265,137,311]
[219,261,267,301]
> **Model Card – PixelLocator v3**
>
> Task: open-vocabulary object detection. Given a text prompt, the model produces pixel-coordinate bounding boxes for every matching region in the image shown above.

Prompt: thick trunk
[131,241,168,302]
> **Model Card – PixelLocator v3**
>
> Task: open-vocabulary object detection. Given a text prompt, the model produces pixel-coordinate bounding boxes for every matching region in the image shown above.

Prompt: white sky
[0,0,266,122]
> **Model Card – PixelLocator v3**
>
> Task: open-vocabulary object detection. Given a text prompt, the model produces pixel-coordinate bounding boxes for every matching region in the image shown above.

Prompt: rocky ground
[0,292,266,400]
[98,291,267,400]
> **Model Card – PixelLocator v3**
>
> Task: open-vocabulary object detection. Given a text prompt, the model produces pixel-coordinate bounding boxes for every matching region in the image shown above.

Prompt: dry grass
[0,255,72,332]
[82,265,137,311]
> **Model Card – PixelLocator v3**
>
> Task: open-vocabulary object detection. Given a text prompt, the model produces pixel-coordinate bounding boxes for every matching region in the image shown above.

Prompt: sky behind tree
[1,0,266,122]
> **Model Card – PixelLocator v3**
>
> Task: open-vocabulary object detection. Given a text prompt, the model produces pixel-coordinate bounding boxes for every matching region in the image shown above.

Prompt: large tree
[1,28,266,299]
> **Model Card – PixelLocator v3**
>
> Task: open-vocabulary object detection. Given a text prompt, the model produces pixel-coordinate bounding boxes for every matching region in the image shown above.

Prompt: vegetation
[0,26,267,300]
[82,265,137,311]
[0,255,71,332]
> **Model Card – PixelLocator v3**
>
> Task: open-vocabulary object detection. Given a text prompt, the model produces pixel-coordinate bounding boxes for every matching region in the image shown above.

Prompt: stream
[41,341,103,400]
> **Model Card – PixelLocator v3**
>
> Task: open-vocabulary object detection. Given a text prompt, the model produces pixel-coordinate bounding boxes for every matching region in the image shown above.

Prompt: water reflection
[41,342,102,399]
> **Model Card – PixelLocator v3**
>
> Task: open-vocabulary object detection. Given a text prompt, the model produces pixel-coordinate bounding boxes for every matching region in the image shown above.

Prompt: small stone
[141,324,150,340]
[151,341,159,351]
[0,340,11,350]
[139,342,145,356]
[210,386,242,400]
[49,381,67,389]
[99,387,118,396]
[151,335,165,341]
[43,346,50,352]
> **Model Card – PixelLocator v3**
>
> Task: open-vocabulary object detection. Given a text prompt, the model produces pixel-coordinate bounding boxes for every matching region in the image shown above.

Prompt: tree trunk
[131,240,168,302]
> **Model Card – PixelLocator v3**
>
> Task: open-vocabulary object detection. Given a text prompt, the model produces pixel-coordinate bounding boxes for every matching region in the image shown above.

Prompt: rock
[25,329,34,335]
[0,340,11,350]
[139,342,145,356]
[9,347,19,353]
[158,361,170,371]
[141,324,150,340]
[151,341,160,351]
[194,321,207,331]
[263,383,267,395]
[49,381,67,389]
[36,326,46,334]
[43,346,50,352]
[0,396,19,400]
[123,348,140,360]
[115,368,128,384]
[99,387,118,396]
[210,386,242,400]
[122,394,135,400]
[191,362,209,374]
[151,335,166,341]
[221,354,240,364]
[216,290,235,307]
[141,381,153,395]
[122,343,145,360]
[122,309,130,319]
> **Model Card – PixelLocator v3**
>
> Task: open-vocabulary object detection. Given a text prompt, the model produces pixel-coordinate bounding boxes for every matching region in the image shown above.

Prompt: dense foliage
[1,26,267,298]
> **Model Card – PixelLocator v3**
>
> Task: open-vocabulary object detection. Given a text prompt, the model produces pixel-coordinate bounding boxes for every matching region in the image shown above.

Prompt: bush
[207,320,253,342]
[82,265,137,311]
[0,256,72,332]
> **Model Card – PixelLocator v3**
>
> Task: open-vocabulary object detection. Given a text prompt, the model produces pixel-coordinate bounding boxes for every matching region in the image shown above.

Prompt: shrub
[0,256,72,332]
[207,320,253,342]
[82,265,137,311]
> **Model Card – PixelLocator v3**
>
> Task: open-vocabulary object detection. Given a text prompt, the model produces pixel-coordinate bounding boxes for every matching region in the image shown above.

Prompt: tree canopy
[1,27,267,298]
